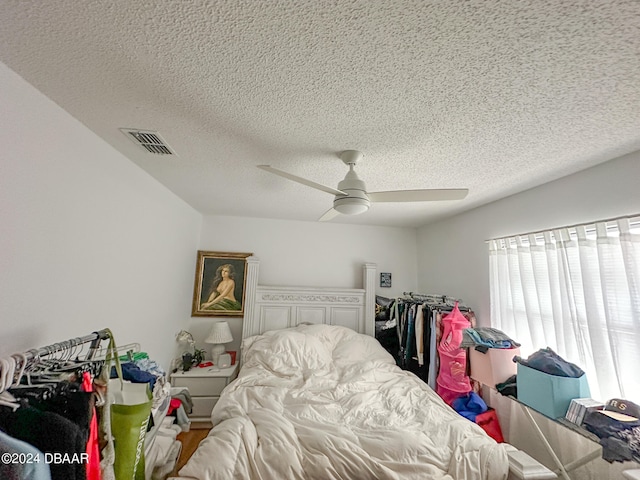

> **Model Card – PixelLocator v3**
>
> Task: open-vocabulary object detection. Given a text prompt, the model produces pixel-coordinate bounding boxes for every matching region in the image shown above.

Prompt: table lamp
[205,321,233,365]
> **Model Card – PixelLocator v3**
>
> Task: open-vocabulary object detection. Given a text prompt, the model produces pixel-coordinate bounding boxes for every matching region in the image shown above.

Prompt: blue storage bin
[517,362,591,419]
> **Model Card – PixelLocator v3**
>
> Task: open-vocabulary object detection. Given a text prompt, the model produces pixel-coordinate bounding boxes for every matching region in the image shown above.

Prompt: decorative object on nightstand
[176,329,196,371]
[205,321,233,365]
[217,353,232,368]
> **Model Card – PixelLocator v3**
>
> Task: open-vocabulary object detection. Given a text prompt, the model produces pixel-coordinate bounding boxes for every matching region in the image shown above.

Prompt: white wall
[0,62,203,370]
[416,151,640,478]
[417,150,640,327]
[190,215,418,353]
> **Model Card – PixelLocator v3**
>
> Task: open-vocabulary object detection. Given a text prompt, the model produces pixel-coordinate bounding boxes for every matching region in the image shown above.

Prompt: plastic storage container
[469,347,520,387]
[516,362,591,419]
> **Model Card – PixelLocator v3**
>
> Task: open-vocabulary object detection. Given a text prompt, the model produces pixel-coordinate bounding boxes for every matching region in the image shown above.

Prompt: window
[488,215,640,402]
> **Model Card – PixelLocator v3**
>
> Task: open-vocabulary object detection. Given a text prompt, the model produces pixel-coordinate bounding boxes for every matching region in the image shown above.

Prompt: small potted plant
[192,347,206,367]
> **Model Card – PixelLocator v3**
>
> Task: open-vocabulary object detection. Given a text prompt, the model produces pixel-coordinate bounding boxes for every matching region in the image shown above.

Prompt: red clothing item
[167,398,182,415]
[82,372,101,480]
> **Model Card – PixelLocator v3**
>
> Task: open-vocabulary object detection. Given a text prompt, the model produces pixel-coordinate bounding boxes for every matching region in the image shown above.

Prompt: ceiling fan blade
[368,188,469,202]
[257,165,346,196]
[318,208,341,222]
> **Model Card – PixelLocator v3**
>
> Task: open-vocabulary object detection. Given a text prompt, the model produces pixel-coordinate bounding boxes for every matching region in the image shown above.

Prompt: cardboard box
[517,363,591,419]
[469,347,520,387]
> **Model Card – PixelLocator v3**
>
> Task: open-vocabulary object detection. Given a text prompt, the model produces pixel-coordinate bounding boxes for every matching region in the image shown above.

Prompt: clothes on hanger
[0,429,52,480]
[0,332,111,480]
[0,405,88,480]
[377,294,479,394]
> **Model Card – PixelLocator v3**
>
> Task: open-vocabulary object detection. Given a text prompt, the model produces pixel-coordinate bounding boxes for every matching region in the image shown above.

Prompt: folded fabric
[460,327,520,350]
[495,375,517,398]
[451,391,488,422]
[514,347,584,378]
[172,390,194,414]
[583,409,640,439]
[111,362,157,390]
[616,426,640,463]
[135,357,166,378]
[600,436,635,463]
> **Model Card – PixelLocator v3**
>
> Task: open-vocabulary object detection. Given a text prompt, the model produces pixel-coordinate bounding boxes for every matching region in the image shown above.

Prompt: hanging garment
[436,302,472,404]
[82,372,101,480]
[0,406,87,480]
[415,304,425,366]
[0,429,51,480]
[404,304,416,365]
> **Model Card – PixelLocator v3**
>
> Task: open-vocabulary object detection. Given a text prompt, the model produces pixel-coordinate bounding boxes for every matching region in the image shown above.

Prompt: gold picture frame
[192,251,252,317]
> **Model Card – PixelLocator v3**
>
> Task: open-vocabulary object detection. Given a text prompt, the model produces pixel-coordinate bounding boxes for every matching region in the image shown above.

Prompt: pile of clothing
[460,327,520,352]
[583,399,640,463]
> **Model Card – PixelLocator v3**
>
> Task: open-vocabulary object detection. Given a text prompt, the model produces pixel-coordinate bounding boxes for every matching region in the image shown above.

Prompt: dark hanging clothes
[0,406,87,480]
[27,382,93,445]
[0,429,52,480]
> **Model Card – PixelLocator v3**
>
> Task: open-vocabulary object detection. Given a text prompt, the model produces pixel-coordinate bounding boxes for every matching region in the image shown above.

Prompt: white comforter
[178,324,508,480]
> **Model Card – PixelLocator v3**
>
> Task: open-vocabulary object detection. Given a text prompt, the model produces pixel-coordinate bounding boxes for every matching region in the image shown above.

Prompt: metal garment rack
[20,328,112,368]
[401,292,470,311]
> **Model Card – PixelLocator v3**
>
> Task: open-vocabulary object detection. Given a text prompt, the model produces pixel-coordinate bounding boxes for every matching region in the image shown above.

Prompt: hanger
[0,391,20,411]
[0,357,16,394]
[0,358,20,410]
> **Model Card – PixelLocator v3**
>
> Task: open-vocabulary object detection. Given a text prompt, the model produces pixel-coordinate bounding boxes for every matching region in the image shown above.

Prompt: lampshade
[205,321,233,344]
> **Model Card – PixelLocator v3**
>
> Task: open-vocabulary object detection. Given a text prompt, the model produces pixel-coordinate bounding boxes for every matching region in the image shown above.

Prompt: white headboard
[242,258,377,341]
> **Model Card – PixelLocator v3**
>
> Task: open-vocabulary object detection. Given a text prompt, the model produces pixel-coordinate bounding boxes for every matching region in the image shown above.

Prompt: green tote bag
[102,330,153,480]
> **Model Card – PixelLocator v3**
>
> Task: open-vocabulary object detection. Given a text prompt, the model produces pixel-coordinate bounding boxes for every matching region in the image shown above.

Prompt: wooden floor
[170,424,211,477]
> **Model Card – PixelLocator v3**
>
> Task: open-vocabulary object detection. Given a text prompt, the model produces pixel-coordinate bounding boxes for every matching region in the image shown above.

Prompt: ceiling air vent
[121,129,174,155]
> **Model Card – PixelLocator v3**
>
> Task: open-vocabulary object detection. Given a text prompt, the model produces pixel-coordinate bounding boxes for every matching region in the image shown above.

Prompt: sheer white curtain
[489,217,640,402]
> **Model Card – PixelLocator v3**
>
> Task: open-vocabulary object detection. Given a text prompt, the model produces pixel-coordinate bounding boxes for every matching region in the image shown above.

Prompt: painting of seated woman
[192,251,252,316]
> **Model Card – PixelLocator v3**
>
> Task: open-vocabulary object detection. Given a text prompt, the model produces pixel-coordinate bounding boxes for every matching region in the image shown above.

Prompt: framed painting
[192,251,253,317]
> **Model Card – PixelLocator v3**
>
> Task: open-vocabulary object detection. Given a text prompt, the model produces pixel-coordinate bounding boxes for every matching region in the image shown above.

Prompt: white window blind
[489,215,640,402]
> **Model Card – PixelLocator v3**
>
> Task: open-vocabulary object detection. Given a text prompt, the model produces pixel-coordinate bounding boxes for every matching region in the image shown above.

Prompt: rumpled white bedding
[178,324,508,480]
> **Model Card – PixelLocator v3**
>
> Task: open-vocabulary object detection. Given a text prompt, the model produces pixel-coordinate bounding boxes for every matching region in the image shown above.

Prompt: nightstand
[170,363,239,422]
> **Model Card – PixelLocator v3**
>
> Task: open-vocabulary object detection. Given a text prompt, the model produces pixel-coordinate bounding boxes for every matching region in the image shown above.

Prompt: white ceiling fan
[258,150,468,221]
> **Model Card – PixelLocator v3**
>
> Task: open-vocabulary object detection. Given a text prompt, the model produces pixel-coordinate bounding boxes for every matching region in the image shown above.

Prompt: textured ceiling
[1,1,639,227]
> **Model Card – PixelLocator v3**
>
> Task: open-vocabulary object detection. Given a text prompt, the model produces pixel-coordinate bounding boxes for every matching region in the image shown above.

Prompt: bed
[173,261,512,480]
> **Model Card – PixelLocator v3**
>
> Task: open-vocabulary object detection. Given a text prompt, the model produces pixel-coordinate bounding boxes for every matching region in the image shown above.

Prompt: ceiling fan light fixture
[333,196,370,215]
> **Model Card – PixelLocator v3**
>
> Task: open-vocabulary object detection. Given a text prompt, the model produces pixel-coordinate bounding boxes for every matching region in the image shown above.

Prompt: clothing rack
[379,293,476,386]
[0,329,112,394]
[22,328,111,365]
[401,292,470,311]
[92,342,141,361]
